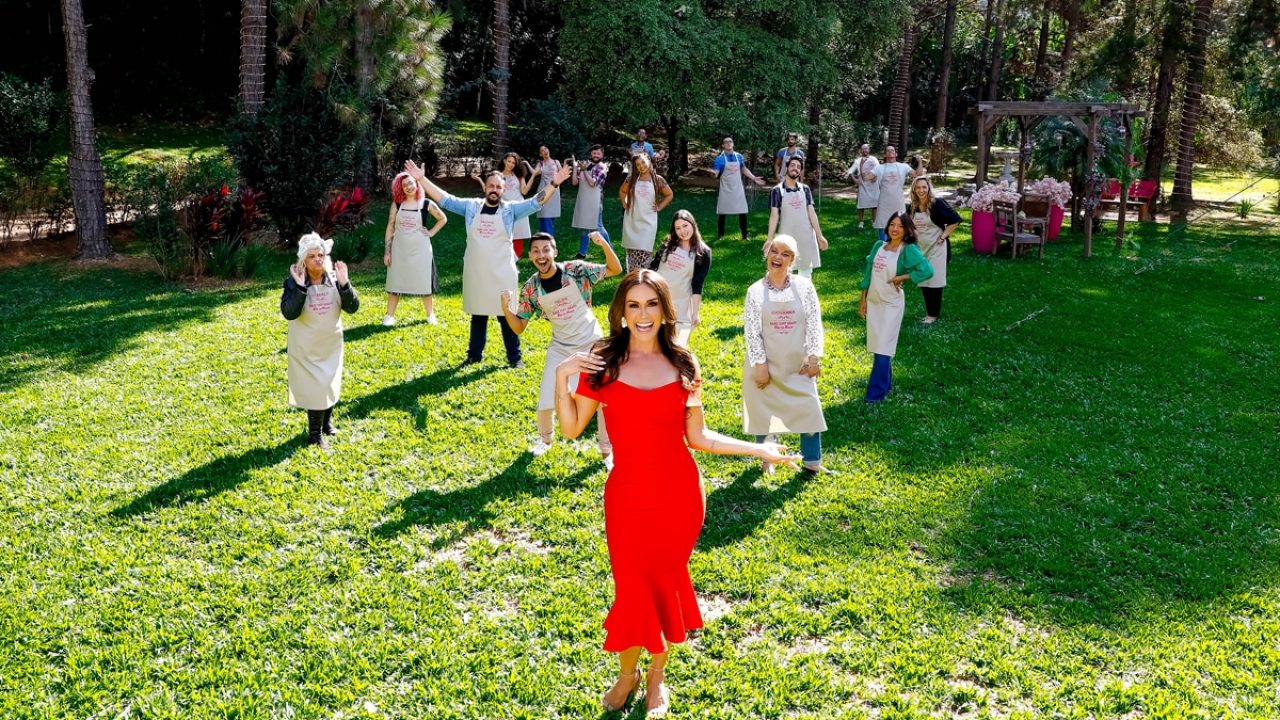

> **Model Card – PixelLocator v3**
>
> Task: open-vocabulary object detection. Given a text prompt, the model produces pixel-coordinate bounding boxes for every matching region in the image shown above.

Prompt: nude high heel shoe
[601,668,641,712]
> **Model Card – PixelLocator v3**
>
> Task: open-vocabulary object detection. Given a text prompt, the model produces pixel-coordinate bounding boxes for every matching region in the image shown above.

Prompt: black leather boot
[307,410,329,449]
[322,406,337,436]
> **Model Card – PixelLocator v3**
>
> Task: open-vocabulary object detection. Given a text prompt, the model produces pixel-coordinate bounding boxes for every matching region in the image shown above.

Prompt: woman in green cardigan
[858,212,934,402]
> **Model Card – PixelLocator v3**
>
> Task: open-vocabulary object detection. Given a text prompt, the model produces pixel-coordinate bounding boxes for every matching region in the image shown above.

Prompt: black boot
[322,406,337,436]
[307,410,329,449]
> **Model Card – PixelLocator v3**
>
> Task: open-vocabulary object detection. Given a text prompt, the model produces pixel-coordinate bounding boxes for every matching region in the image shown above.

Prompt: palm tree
[887,23,919,152]
[1171,0,1215,218]
[239,0,268,117]
[60,0,111,259]
[491,0,511,158]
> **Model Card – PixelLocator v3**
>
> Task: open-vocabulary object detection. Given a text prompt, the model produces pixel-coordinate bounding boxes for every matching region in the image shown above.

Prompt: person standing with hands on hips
[382,171,446,326]
[553,270,800,717]
[858,212,933,403]
[281,233,360,449]
[570,145,611,260]
[403,158,570,368]
[766,156,828,277]
[713,136,765,242]
[908,176,961,324]
[530,145,562,236]
[742,234,828,474]
[500,231,622,462]
[619,152,674,272]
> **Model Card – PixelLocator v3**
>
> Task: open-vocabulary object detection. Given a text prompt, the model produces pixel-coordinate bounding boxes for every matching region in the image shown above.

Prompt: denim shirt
[436,193,541,236]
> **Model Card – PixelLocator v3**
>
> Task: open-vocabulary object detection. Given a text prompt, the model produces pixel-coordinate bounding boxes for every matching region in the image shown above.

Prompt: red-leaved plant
[314,187,369,237]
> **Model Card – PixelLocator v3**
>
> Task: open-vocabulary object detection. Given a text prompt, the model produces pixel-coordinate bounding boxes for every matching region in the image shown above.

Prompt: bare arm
[427,202,447,236]
[654,179,674,213]
[593,232,623,278]
[618,180,631,213]
[808,204,827,250]
[383,201,397,262]
[498,290,529,335]
[554,353,605,439]
[766,207,780,245]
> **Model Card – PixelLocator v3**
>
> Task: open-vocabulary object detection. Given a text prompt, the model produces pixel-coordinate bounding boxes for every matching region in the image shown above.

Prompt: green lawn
[2,187,1279,719]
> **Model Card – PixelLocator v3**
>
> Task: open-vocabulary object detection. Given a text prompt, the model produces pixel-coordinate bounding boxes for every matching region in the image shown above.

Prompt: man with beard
[571,144,612,260]
[500,231,622,462]
[765,156,828,277]
[862,145,922,242]
[773,132,806,181]
[844,143,880,229]
[404,158,571,367]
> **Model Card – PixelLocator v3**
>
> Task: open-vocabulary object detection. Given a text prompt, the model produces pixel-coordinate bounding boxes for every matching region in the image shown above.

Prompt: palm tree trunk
[1171,0,1214,218]
[1144,0,1184,183]
[238,0,267,117]
[491,0,511,158]
[888,23,919,152]
[60,0,111,259]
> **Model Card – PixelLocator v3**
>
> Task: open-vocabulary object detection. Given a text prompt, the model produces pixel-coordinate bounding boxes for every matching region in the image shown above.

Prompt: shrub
[314,187,370,238]
[227,79,358,243]
[124,162,187,279]
[240,241,271,278]
[0,75,64,181]
[208,239,241,279]
[1237,199,1255,218]
[330,229,373,265]
[511,97,590,158]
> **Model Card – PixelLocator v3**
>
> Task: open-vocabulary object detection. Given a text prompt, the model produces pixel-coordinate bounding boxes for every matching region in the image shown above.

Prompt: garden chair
[1019,193,1051,242]
[1129,179,1157,221]
[994,198,1044,259]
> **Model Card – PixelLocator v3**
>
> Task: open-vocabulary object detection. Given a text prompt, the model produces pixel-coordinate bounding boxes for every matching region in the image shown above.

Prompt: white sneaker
[381,315,397,326]
[603,454,615,472]
[425,313,438,325]
[532,438,552,456]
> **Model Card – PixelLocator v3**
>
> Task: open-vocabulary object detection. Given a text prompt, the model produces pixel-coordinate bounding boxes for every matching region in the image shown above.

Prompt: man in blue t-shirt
[773,132,806,180]
[628,128,655,161]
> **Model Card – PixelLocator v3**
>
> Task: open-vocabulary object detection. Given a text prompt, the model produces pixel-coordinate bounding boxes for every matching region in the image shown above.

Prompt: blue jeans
[865,353,893,402]
[877,228,887,244]
[578,206,612,256]
[538,217,555,236]
[757,433,821,464]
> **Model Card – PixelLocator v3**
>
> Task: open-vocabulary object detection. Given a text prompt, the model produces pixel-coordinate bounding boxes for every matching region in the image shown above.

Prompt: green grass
[2,185,1280,719]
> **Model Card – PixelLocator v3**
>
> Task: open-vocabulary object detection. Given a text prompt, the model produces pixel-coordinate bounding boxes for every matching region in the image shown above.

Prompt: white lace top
[742,274,824,366]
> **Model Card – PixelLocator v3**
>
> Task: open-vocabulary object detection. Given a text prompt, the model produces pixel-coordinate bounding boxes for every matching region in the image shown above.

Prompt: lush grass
[2,183,1280,719]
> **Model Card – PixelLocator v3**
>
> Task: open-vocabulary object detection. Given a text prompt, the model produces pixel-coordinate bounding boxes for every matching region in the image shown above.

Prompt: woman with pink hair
[383,171,447,326]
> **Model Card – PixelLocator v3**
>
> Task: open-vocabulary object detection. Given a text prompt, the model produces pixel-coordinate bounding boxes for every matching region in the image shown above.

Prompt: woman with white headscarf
[280,233,360,448]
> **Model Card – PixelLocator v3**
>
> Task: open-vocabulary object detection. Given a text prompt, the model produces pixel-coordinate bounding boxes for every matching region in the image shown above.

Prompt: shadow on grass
[341,363,496,419]
[372,451,595,545]
[111,436,309,518]
[0,262,254,392]
[699,465,811,551]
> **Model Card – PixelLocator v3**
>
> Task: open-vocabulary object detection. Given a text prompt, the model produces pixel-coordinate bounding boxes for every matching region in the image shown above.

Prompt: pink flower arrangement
[1027,176,1073,209]
[963,181,1021,213]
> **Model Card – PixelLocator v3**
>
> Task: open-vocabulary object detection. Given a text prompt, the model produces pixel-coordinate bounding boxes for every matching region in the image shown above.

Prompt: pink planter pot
[1048,205,1065,241]
[970,210,997,254]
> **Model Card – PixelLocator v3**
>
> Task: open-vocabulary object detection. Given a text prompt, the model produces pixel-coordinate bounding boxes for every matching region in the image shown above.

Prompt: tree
[491,0,511,158]
[239,0,267,117]
[934,0,959,130]
[888,23,920,151]
[1171,0,1215,217]
[59,0,111,259]
[986,0,1008,100]
[1143,0,1185,183]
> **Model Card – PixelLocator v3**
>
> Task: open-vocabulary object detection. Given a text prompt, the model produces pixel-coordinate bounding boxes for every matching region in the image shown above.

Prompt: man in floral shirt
[500,231,622,460]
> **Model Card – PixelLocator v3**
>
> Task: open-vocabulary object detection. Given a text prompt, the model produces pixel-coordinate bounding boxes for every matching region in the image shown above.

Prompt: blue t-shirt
[713,151,745,175]
[629,141,655,159]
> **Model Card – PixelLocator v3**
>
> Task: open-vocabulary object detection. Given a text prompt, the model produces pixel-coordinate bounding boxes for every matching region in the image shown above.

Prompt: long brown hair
[654,209,710,265]
[909,176,936,214]
[588,270,697,388]
[623,154,667,214]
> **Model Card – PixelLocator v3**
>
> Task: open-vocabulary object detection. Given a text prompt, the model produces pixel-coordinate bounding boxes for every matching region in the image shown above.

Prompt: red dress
[575,374,706,653]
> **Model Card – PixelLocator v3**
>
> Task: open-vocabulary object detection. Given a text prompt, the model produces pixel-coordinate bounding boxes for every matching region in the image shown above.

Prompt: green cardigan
[857,240,934,290]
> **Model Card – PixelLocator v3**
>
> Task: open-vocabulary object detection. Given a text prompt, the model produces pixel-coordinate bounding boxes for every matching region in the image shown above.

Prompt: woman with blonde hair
[383,172,446,326]
[555,270,797,715]
[908,176,961,323]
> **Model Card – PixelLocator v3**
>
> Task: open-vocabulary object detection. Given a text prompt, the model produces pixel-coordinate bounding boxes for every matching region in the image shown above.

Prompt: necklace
[765,273,791,292]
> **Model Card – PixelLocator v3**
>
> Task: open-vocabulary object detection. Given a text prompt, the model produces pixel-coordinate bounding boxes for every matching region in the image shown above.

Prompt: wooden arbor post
[1082,110,1101,258]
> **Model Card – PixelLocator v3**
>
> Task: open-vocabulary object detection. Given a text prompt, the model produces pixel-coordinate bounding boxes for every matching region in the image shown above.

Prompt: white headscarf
[296,232,333,259]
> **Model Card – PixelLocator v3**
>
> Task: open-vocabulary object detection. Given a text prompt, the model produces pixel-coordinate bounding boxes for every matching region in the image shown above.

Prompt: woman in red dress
[555,269,797,716]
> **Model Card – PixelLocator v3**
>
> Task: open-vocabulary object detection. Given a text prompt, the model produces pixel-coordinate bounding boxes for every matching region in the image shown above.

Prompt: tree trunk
[934,0,958,129]
[663,115,683,178]
[1143,0,1184,183]
[60,0,111,259]
[888,23,919,153]
[978,0,996,100]
[807,100,821,175]
[1033,0,1051,94]
[491,0,511,158]
[1061,0,1078,66]
[353,5,377,189]
[987,0,1007,101]
[1170,0,1214,217]
[238,0,267,117]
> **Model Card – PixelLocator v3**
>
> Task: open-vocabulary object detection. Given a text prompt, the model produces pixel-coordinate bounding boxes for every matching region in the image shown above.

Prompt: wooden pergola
[974,101,1145,257]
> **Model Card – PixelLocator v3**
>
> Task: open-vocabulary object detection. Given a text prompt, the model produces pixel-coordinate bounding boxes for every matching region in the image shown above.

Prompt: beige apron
[386,201,435,296]
[854,157,880,209]
[570,163,604,230]
[716,156,748,215]
[741,280,827,434]
[535,277,603,410]
[873,163,909,229]
[866,245,904,356]
[287,280,344,410]
[777,183,820,270]
[656,246,697,345]
[536,160,561,218]
[915,210,947,289]
[502,174,532,238]
[462,210,517,316]
[622,179,658,251]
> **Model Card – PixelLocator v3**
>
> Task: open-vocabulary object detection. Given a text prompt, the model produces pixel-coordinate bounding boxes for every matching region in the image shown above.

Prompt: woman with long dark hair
[619,153,674,272]
[554,270,797,716]
[649,209,712,346]
[858,212,934,402]
[481,152,536,258]
[530,145,562,236]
